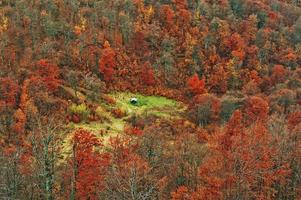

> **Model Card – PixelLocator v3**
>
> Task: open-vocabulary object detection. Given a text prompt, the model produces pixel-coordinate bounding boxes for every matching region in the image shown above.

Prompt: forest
[0,0,301,199]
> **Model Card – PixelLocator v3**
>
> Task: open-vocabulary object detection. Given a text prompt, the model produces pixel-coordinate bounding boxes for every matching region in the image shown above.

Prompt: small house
[130,97,138,105]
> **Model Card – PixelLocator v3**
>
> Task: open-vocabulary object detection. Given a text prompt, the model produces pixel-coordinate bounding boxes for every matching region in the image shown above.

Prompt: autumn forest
[0,0,301,199]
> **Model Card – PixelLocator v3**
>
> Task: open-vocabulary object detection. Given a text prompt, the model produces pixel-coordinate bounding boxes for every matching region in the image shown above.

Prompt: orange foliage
[102,95,116,105]
[171,186,190,200]
[11,108,26,134]
[232,49,245,60]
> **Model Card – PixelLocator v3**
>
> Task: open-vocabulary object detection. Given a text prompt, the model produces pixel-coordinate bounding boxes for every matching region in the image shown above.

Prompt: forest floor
[61,92,186,157]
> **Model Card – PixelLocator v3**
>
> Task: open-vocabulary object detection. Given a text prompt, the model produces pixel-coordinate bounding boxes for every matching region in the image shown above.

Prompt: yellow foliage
[103,40,111,48]
[40,10,48,16]
[74,16,87,35]
[0,14,8,33]
[194,11,201,21]
[145,6,154,17]
[226,59,238,77]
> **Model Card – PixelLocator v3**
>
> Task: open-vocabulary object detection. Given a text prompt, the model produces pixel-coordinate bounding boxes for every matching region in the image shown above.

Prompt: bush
[124,125,143,136]
[68,103,90,122]
[102,95,116,105]
[111,108,126,118]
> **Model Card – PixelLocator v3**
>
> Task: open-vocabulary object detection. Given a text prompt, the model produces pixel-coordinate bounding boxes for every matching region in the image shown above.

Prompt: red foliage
[220,110,244,149]
[125,126,144,136]
[34,59,62,91]
[0,77,19,109]
[111,108,126,118]
[244,96,269,124]
[268,11,278,21]
[133,31,149,56]
[224,33,245,51]
[197,128,209,143]
[232,49,245,60]
[287,111,301,131]
[99,41,116,82]
[160,5,175,27]
[1,1,301,198]
[207,64,228,94]
[271,64,287,84]
[141,61,156,86]
[173,0,188,10]
[69,129,110,200]
[187,74,206,95]
[18,150,33,176]
[196,116,289,199]
[2,145,33,176]
[177,9,191,25]
[71,114,81,124]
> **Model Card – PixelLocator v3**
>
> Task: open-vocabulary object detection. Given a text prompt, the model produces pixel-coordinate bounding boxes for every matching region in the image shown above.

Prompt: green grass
[68,92,185,135]
[63,92,186,155]
[109,92,183,116]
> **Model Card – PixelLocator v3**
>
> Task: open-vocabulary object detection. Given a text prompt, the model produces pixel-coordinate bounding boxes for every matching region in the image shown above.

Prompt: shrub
[68,103,90,122]
[95,106,106,118]
[124,125,143,136]
[102,95,116,105]
[111,108,126,118]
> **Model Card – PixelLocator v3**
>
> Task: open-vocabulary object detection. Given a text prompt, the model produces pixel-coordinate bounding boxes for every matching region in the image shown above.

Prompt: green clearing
[64,92,185,147]
[108,92,184,116]
[59,92,186,161]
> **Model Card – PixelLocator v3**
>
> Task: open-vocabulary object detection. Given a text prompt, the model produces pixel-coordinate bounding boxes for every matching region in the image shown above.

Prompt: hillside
[0,0,301,199]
